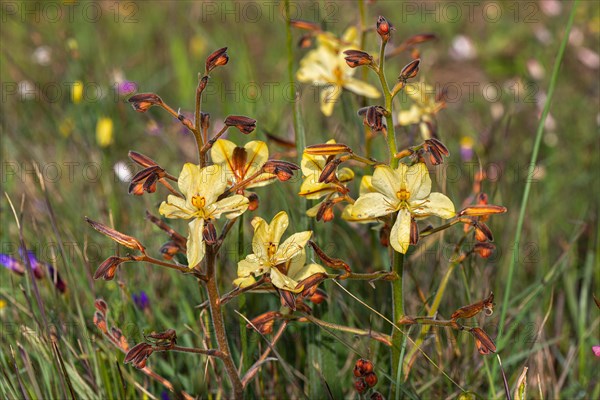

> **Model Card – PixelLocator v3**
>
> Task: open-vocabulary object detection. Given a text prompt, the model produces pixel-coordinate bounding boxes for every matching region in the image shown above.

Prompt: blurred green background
[1,0,598,398]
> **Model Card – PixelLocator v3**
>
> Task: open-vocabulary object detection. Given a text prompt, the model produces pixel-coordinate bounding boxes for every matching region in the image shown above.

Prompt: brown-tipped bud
[128,93,163,112]
[297,272,328,297]
[142,173,159,193]
[316,201,335,222]
[304,143,351,156]
[355,358,374,375]
[124,342,153,368]
[199,112,210,131]
[128,151,158,168]
[427,138,449,156]
[290,19,321,31]
[95,298,108,315]
[159,241,180,260]
[370,392,385,400]
[376,16,392,41]
[307,288,328,304]
[319,159,342,183]
[410,218,419,245]
[401,33,437,48]
[427,147,444,165]
[364,106,386,131]
[298,34,313,48]
[93,311,108,333]
[399,58,421,81]
[205,47,229,73]
[94,256,126,280]
[224,115,256,134]
[398,316,418,325]
[247,193,259,211]
[355,378,368,394]
[410,47,421,60]
[112,328,129,350]
[247,311,281,335]
[473,242,495,258]
[343,49,373,68]
[451,293,494,320]
[129,182,144,196]
[458,205,507,217]
[203,222,218,245]
[477,193,489,205]
[469,327,496,355]
[364,372,378,387]
[474,222,493,242]
[308,241,350,272]
[147,329,177,346]
[379,224,390,247]
[85,218,145,252]
[262,160,300,182]
[279,289,297,310]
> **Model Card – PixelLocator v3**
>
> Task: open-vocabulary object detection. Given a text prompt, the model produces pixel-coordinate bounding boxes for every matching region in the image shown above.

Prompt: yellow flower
[297,27,380,116]
[210,139,276,188]
[159,164,249,268]
[343,163,455,254]
[96,117,113,147]
[234,211,316,292]
[299,140,354,218]
[72,80,83,104]
[398,82,445,140]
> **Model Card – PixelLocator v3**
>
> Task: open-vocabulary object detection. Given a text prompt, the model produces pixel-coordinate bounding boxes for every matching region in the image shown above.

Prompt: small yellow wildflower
[96,117,113,147]
[159,164,249,268]
[72,80,83,104]
[343,163,455,254]
[210,139,276,188]
[234,211,316,292]
[297,27,380,116]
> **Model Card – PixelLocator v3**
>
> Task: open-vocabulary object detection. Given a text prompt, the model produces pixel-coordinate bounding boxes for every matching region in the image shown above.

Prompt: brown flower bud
[202,222,218,245]
[307,288,328,304]
[124,342,153,369]
[205,47,229,73]
[298,34,313,48]
[85,218,145,252]
[247,311,281,335]
[316,201,335,222]
[159,241,180,260]
[355,358,374,375]
[399,58,421,82]
[290,19,321,31]
[308,241,350,272]
[355,378,368,394]
[474,222,493,242]
[200,112,210,131]
[458,205,507,217]
[319,158,342,183]
[473,242,495,258]
[246,192,259,211]
[128,151,158,168]
[343,49,373,68]
[279,289,297,310]
[363,106,386,131]
[128,93,163,112]
[93,311,108,333]
[477,193,489,205]
[94,256,126,280]
[410,218,419,245]
[427,138,449,156]
[364,372,378,387]
[370,392,385,400]
[95,298,108,315]
[304,143,351,156]
[224,115,256,134]
[451,293,494,320]
[129,182,144,196]
[112,327,129,350]
[147,329,177,347]
[297,272,328,297]
[469,327,496,355]
[262,160,300,181]
[376,16,392,41]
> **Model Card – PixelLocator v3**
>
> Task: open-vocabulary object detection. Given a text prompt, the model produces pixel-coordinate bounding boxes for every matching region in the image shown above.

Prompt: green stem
[391,251,404,399]
[374,38,398,168]
[237,214,250,374]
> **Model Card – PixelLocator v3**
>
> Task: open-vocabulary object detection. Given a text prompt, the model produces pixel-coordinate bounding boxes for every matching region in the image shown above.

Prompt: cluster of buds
[262,159,300,182]
[450,293,496,355]
[422,137,449,165]
[459,192,507,259]
[93,299,129,351]
[358,105,387,133]
[127,151,177,196]
[224,115,257,135]
[343,49,374,68]
[353,358,380,396]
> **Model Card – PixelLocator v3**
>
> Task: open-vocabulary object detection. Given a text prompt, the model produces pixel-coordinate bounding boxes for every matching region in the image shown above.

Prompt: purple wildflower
[132,291,150,311]
[0,254,25,275]
[593,346,600,357]
[117,80,138,97]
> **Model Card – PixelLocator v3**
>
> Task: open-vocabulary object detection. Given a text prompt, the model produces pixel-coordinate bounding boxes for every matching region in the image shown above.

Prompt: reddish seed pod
[205,47,229,73]
[370,392,385,400]
[364,372,378,387]
[354,378,368,394]
[376,16,392,41]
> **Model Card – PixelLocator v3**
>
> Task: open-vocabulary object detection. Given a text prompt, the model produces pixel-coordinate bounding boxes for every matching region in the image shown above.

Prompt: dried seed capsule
[399,58,421,82]
[473,242,495,258]
[85,218,145,252]
[128,93,162,112]
[205,47,229,73]
[128,151,158,168]
[247,193,259,211]
[343,49,373,68]
[224,115,256,134]
[469,327,496,354]
[354,378,368,394]
[364,372,378,387]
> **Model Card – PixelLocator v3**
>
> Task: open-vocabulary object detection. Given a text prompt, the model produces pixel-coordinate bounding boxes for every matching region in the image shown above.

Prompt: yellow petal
[359,175,375,194]
[96,117,113,147]
[233,276,256,288]
[197,164,228,205]
[412,192,455,219]
[372,165,401,200]
[398,106,422,126]
[243,140,269,177]
[306,202,322,217]
[299,179,335,199]
[274,231,312,264]
[344,77,381,98]
[210,139,237,183]
[286,250,308,279]
[405,163,431,200]
[337,167,354,183]
[187,218,205,268]
[211,194,248,219]
[237,254,267,278]
[348,192,397,219]
[320,85,342,116]
[177,163,199,200]
[159,196,193,219]
[291,262,326,282]
[341,204,377,223]
[301,152,325,177]
[390,209,411,254]
[269,267,301,292]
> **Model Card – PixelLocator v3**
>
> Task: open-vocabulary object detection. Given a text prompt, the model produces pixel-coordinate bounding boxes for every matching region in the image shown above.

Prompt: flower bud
[316,201,335,222]
[474,222,493,242]
[318,159,342,183]
[298,34,313,48]
[205,47,229,73]
[458,205,507,217]
[290,19,321,31]
[85,218,145,252]
[262,160,300,181]
[343,49,373,68]
[203,222,218,245]
[363,106,386,131]
[379,224,390,247]
[473,242,495,258]
[370,392,384,400]
[247,311,281,335]
[224,115,256,134]
[128,151,158,168]
[376,16,392,41]
[128,93,162,112]
[354,378,368,394]
[200,112,210,131]
[279,289,297,310]
[95,298,108,315]
[297,272,328,297]
[124,342,154,369]
[401,33,437,48]
[469,327,496,355]
[160,241,180,260]
[304,143,351,156]
[399,58,421,82]
[410,218,419,245]
[451,293,494,320]
[307,288,328,304]
[147,329,177,346]
[94,256,126,280]
[308,241,350,271]
[93,311,108,333]
[247,193,259,211]
[364,372,378,387]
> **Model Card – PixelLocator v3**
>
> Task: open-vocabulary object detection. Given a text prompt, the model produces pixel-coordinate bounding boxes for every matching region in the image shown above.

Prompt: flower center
[267,242,277,259]
[191,195,206,209]
[333,66,343,84]
[396,188,410,202]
